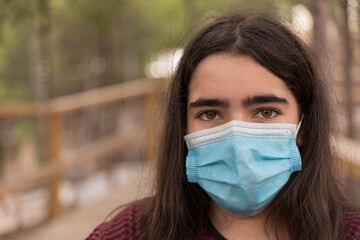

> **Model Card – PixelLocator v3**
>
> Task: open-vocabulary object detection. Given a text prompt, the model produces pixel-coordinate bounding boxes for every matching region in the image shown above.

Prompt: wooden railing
[0,78,165,220]
[0,77,359,228]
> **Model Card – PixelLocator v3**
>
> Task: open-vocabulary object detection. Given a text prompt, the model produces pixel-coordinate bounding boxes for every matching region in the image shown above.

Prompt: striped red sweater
[87,204,360,240]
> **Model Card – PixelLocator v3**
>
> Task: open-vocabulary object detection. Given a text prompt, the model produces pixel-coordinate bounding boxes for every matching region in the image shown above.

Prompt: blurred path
[5,162,152,240]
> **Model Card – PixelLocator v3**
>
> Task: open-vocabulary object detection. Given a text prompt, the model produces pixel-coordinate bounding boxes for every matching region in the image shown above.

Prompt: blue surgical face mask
[184,120,302,217]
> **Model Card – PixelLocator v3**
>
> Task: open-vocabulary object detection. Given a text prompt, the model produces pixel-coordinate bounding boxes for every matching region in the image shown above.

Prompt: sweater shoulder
[86,203,143,240]
[344,209,360,240]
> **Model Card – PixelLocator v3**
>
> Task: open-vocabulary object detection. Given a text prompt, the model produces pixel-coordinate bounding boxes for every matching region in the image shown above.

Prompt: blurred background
[0,0,359,239]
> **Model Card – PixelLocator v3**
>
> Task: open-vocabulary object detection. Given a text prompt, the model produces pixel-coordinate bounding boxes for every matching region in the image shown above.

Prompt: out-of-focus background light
[292,4,313,35]
[145,48,183,79]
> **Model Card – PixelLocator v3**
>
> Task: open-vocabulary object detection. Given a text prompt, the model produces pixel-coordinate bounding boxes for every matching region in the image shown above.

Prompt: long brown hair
[140,13,347,240]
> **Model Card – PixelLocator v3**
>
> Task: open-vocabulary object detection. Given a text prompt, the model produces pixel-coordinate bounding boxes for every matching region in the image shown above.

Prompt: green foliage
[14,119,38,141]
[0,0,34,100]
[0,0,297,99]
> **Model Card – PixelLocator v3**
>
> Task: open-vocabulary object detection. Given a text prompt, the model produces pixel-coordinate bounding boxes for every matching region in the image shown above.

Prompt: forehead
[188,53,296,104]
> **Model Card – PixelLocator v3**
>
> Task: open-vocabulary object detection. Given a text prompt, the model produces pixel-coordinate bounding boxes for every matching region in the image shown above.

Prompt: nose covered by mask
[184,120,302,217]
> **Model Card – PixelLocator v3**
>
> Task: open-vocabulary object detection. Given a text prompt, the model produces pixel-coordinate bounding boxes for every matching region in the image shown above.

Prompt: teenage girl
[87,13,360,240]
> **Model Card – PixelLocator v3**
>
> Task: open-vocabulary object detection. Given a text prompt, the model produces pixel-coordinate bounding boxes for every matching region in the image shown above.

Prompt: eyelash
[197,111,222,122]
[197,108,280,122]
[254,108,280,119]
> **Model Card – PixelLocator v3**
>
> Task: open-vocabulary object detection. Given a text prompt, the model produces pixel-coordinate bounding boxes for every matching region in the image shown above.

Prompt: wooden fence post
[145,92,157,164]
[46,112,62,218]
[144,81,163,164]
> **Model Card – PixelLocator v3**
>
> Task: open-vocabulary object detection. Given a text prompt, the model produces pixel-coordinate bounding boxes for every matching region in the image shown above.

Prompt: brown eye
[198,111,220,121]
[205,111,217,119]
[256,109,278,119]
[261,109,273,118]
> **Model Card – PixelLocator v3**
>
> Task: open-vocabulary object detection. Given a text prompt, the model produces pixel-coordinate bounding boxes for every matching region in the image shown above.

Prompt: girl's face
[187,53,300,134]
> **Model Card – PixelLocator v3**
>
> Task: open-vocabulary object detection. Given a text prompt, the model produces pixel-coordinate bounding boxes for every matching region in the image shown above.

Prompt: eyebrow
[188,94,288,109]
[189,98,230,108]
[242,95,288,107]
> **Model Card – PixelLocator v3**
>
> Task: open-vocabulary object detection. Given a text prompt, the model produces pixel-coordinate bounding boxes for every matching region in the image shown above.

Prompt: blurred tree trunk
[358,0,360,90]
[123,43,140,81]
[358,0,360,46]
[27,0,53,162]
[183,0,197,36]
[29,0,53,100]
[121,17,141,82]
[310,0,330,73]
[338,0,355,138]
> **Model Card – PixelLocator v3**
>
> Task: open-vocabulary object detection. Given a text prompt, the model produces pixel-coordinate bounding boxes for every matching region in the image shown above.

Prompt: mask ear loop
[296,115,304,136]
